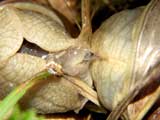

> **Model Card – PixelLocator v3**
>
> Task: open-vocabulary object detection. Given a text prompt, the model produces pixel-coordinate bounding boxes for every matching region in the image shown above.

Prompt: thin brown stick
[63,0,81,30]
[79,0,92,46]
[81,0,91,32]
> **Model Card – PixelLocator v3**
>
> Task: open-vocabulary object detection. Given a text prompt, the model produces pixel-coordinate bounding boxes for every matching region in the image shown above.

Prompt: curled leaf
[8,2,63,26]
[12,3,77,52]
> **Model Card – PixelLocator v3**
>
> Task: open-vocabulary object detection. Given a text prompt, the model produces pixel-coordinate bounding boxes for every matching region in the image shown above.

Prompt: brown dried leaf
[48,0,78,24]
[127,86,160,120]
[148,107,160,120]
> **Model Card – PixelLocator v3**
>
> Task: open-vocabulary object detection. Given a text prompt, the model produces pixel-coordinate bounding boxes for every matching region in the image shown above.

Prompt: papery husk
[110,0,160,119]
[20,75,88,113]
[124,0,160,118]
[0,1,90,51]
[0,1,76,62]
[0,53,46,99]
[7,2,64,26]
[91,0,160,119]
[0,6,23,63]
[0,2,79,52]
[91,7,143,110]
[132,0,160,85]
[11,3,77,52]
[7,0,79,24]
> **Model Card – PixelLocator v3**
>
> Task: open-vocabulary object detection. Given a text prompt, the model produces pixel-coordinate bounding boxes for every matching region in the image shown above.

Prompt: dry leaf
[0,6,23,62]
[13,5,77,52]
[48,0,78,24]
[0,53,46,99]
[90,8,143,110]
[10,2,64,26]
[106,0,160,119]
[127,86,160,120]
[20,76,88,113]
[148,107,160,120]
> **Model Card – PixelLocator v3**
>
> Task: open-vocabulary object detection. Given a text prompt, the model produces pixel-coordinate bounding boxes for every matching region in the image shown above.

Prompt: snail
[0,0,94,114]
[90,0,160,119]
